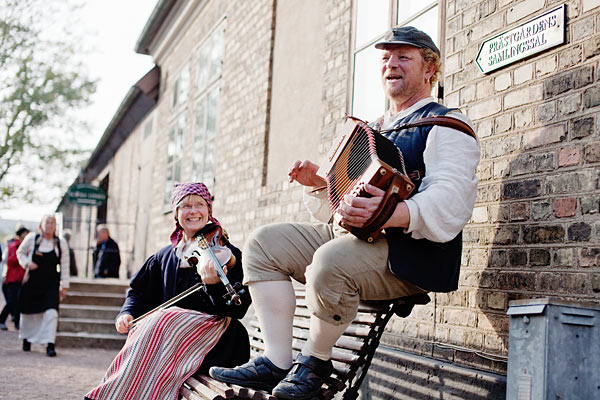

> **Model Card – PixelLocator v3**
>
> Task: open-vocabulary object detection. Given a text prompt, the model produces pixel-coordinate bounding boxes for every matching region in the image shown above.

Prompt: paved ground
[0,322,118,400]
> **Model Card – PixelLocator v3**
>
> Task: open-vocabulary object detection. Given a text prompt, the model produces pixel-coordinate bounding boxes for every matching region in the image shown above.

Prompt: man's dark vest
[375,102,466,292]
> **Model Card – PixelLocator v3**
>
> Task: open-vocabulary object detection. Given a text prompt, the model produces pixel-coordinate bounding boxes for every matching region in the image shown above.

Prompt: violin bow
[130,281,204,328]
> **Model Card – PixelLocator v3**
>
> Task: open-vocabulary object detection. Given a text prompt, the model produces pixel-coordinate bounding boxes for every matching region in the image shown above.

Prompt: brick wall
[440,0,600,372]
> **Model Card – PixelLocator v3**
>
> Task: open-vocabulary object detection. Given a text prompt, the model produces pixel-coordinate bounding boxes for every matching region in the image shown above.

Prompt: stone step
[68,277,129,294]
[57,280,129,350]
[59,317,117,335]
[60,304,122,320]
[63,291,126,307]
[56,331,126,350]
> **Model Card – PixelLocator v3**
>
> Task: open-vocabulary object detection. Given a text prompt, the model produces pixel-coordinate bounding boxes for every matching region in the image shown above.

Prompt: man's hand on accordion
[334,184,410,230]
[288,160,326,188]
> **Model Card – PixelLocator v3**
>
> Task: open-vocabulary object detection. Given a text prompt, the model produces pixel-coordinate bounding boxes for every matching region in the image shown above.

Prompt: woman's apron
[19,249,60,314]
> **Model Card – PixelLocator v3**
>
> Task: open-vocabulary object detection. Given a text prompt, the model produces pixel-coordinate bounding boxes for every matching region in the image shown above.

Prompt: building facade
[59,0,600,397]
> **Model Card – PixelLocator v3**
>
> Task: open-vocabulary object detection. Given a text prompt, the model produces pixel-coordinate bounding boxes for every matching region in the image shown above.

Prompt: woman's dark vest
[376,102,465,292]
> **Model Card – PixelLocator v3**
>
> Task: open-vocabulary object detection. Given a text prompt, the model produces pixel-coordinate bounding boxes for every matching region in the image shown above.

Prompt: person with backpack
[16,214,70,357]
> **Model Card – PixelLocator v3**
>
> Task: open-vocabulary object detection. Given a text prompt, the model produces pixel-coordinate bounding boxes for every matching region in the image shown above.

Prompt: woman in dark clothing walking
[84,182,251,400]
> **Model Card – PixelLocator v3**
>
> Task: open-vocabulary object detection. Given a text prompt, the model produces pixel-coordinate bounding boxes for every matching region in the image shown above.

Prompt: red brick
[558,147,581,167]
[553,197,577,218]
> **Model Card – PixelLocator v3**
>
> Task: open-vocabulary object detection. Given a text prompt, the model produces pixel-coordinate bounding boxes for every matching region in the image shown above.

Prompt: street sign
[67,184,107,206]
[476,4,565,74]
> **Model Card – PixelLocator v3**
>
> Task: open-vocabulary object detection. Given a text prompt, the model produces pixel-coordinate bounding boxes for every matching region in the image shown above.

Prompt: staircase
[56,278,129,350]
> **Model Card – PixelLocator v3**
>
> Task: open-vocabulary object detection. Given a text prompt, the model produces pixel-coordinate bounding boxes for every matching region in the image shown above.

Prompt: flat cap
[375,26,440,56]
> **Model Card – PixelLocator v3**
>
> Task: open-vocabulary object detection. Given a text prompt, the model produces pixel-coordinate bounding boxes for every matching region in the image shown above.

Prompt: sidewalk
[0,324,118,400]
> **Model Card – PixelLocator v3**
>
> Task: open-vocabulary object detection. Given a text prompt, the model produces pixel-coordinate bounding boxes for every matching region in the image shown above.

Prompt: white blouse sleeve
[403,112,480,242]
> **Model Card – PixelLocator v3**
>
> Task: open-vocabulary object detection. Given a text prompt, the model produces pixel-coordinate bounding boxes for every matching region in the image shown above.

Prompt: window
[352,0,439,121]
[165,61,189,209]
[192,22,224,192]
[197,26,223,93]
[172,64,190,110]
[192,88,219,191]
[164,115,185,206]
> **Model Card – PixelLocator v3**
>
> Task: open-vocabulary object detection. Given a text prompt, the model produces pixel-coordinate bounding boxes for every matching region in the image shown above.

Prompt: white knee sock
[302,315,350,361]
[249,280,296,369]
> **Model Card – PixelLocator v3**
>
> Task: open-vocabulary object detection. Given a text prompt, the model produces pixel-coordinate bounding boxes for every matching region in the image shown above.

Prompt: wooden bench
[180,289,431,400]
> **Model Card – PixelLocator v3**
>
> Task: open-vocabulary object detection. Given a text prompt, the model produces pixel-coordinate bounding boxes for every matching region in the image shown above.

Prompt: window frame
[164,114,186,208]
[350,0,444,121]
[191,20,225,194]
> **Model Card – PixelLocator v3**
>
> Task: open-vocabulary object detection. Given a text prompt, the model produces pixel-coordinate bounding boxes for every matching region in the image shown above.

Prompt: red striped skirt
[86,307,230,400]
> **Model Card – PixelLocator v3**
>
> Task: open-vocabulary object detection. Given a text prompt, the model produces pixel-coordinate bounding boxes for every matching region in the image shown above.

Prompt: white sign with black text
[476,4,566,74]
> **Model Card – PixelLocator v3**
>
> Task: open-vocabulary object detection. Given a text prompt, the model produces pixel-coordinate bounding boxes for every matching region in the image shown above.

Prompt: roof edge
[135,0,178,55]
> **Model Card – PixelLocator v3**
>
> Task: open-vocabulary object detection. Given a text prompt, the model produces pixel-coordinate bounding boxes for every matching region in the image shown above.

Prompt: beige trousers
[243,222,426,325]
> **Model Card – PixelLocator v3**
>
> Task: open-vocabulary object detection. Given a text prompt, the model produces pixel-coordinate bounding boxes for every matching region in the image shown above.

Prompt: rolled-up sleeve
[303,186,332,222]
[16,232,34,269]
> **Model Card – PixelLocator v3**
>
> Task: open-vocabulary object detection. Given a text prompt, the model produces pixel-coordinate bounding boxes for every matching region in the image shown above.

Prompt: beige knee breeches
[242,222,426,325]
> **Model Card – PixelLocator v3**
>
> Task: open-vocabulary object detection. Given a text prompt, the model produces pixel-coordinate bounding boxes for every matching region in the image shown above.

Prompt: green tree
[0,0,95,200]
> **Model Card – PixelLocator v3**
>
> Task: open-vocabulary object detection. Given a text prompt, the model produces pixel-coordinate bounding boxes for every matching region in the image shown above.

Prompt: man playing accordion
[210,26,480,399]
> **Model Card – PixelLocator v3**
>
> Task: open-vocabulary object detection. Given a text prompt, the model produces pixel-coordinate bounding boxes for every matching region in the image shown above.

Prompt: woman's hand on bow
[115,314,133,334]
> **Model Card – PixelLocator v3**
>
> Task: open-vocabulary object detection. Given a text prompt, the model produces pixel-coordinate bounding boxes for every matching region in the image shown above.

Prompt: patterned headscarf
[170,182,219,247]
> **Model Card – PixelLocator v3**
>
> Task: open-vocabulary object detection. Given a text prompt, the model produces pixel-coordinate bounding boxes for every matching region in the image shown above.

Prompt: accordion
[317,116,415,242]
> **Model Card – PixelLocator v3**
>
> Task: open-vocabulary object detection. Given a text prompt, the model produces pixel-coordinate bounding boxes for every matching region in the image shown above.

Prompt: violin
[184,223,245,306]
[130,223,244,328]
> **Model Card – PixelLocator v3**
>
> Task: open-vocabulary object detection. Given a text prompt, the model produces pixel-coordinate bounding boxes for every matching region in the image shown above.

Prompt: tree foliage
[0,0,96,200]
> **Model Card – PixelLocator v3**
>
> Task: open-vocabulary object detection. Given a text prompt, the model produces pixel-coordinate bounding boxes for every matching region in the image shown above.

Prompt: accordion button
[333,315,341,321]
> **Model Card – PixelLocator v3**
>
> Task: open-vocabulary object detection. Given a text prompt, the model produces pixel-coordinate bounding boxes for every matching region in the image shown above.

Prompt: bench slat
[182,379,223,400]
[180,385,206,400]
[193,374,243,398]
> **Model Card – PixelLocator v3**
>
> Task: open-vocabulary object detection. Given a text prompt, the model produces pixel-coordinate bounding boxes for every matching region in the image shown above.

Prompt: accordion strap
[380,115,477,141]
[351,172,412,242]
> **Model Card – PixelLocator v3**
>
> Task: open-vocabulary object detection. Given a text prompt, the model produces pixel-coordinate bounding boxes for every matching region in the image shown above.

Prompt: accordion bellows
[317,116,415,242]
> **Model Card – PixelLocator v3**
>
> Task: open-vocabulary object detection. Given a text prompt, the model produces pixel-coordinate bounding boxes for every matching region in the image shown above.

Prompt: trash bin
[506,298,600,400]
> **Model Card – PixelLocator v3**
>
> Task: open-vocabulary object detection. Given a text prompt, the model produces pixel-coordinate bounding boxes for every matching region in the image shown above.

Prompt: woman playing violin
[85,182,251,400]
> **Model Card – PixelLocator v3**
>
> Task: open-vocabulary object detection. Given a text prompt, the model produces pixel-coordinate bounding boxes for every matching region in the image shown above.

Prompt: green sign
[68,184,107,206]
